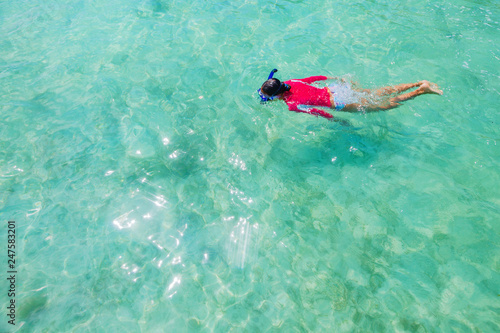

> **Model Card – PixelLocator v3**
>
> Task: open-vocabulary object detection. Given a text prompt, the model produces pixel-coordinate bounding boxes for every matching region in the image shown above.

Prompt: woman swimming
[258,69,443,119]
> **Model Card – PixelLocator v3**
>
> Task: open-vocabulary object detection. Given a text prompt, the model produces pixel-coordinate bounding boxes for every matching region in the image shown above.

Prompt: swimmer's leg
[339,103,363,112]
[351,82,420,96]
[341,81,442,112]
[340,101,401,112]
[372,82,421,96]
[390,80,443,103]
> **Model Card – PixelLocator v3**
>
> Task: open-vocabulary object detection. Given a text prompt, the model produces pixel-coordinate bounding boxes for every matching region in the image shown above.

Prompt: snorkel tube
[258,68,278,103]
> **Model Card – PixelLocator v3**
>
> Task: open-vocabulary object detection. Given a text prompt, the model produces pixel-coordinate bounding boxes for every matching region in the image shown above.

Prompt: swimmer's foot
[418,80,443,95]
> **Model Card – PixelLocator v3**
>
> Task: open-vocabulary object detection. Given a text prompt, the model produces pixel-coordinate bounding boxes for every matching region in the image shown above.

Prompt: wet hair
[261,78,290,97]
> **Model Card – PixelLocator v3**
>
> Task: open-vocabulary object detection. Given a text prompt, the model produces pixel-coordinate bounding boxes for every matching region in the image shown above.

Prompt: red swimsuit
[282,76,333,119]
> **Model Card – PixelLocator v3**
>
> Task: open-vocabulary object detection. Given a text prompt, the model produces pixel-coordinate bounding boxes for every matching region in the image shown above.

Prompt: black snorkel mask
[258,69,290,103]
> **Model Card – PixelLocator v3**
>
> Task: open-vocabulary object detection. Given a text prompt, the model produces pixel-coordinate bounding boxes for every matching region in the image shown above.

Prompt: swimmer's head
[260,78,291,100]
[257,68,290,103]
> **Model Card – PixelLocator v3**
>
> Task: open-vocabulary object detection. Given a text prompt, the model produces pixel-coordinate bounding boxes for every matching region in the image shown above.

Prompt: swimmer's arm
[307,108,334,119]
[298,76,346,84]
[297,76,329,84]
[288,103,334,119]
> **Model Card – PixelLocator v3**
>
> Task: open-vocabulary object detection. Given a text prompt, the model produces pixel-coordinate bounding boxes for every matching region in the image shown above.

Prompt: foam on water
[1,0,499,331]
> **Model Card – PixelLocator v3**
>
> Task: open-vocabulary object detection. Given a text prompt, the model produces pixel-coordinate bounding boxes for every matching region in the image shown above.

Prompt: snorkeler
[258,69,443,119]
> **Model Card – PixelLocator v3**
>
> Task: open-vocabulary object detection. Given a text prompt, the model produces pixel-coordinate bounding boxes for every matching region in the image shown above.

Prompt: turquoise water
[1,0,499,331]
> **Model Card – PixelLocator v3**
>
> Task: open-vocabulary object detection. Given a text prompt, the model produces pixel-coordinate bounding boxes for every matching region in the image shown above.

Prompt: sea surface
[0,0,499,332]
